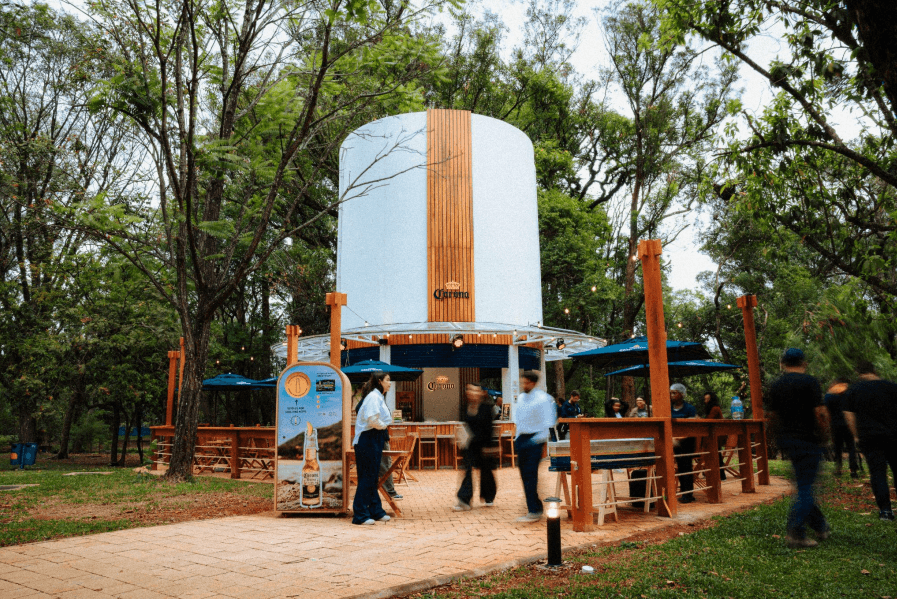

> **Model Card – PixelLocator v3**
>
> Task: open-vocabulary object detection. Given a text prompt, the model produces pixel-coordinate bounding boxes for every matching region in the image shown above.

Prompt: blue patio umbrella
[202,373,265,389]
[341,360,424,383]
[569,335,712,369]
[604,359,740,378]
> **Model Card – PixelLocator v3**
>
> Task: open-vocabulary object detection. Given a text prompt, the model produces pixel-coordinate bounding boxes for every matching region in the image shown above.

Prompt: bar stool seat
[498,423,516,467]
[437,427,458,469]
[417,426,438,470]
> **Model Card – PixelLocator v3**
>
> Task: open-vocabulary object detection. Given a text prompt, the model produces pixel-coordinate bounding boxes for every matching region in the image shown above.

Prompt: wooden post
[285,325,300,366]
[570,421,595,532]
[737,294,770,485]
[326,292,348,369]
[230,431,241,479]
[637,239,677,516]
[737,295,764,420]
[704,424,722,504]
[166,351,180,427]
[738,425,756,493]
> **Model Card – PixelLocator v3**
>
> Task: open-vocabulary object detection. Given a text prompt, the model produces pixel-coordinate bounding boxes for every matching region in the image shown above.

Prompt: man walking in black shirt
[767,348,830,548]
[843,360,897,521]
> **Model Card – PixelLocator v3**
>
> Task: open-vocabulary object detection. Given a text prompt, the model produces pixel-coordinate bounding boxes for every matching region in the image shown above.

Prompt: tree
[658,0,897,306]
[596,0,738,401]
[76,0,450,480]
[0,3,137,442]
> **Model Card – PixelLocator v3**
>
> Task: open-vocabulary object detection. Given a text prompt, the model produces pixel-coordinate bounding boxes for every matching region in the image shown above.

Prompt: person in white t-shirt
[514,371,556,522]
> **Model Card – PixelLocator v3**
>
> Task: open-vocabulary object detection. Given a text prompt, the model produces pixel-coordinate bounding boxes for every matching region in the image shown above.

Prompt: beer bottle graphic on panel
[301,421,322,507]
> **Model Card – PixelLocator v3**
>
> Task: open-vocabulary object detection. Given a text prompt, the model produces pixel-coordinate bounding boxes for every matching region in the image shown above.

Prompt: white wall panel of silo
[471,115,542,326]
[336,113,429,329]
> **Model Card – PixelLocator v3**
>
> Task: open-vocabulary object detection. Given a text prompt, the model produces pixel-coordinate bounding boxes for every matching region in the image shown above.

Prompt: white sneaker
[516,512,543,522]
[377,515,391,522]
[360,519,376,525]
[483,501,495,507]
[453,501,472,511]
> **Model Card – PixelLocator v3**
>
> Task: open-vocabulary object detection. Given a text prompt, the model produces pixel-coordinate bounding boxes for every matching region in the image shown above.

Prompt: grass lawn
[0,455,272,547]
[411,460,897,599]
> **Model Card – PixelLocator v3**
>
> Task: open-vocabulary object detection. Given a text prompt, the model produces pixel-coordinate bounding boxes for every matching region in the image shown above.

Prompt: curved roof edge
[271,322,606,363]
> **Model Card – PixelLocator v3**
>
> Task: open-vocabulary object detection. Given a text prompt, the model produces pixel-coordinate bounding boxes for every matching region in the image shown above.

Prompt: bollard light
[544,496,562,566]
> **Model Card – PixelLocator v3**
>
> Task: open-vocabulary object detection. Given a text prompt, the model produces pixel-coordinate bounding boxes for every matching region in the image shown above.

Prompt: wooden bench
[549,438,659,525]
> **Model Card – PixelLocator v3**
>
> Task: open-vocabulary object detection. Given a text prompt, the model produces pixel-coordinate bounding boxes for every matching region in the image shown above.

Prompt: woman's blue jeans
[353,429,387,524]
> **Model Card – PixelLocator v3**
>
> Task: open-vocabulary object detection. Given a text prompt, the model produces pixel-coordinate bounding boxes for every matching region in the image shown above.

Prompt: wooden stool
[417,426,438,470]
[595,469,618,526]
[499,423,517,467]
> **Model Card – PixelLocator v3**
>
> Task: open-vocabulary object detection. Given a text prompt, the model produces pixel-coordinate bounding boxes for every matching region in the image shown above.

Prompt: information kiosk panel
[275,362,351,514]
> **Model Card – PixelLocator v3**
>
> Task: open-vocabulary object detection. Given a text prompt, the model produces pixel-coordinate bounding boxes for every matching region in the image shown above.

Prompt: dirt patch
[19,454,275,528]
[32,494,273,525]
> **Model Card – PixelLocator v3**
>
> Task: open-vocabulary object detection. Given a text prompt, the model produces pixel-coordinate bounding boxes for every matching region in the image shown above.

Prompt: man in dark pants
[824,377,859,478]
[843,360,897,521]
[767,348,830,548]
[514,371,556,522]
[670,383,697,504]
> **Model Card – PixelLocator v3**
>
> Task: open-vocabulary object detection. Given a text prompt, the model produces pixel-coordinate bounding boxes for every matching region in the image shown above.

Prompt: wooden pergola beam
[637,239,676,517]
[326,292,348,369]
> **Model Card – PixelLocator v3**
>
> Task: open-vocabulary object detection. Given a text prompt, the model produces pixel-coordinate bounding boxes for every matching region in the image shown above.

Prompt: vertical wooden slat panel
[427,109,475,323]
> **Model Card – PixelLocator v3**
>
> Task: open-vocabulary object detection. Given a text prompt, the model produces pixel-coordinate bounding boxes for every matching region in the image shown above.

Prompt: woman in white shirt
[352,372,393,525]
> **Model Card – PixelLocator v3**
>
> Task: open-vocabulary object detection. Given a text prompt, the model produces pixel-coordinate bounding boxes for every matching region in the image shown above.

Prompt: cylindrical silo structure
[336,110,542,330]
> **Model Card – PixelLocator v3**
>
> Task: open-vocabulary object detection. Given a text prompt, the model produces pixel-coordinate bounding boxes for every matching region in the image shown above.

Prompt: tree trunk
[553,360,566,400]
[118,408,132,467]
[56,370,86,459]
[621,183,641,405]
[56,395,78,460]
[166,318,213,482]
[135,405,144,463]
[110,402,121,466]
[17,402,37,443]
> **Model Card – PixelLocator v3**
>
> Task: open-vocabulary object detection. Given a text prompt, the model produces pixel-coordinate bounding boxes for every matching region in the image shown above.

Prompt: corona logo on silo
[433,281,470,301]
[427,375,455,391]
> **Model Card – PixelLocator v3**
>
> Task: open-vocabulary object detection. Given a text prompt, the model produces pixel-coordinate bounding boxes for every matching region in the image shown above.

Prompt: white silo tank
[336,110,542,330]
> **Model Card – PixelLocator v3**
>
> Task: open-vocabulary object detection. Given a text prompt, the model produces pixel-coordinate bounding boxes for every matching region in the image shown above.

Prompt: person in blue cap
[767,347,830,547]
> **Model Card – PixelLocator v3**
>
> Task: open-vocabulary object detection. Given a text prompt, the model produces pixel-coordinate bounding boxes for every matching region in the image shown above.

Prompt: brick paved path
[0,465,790,599]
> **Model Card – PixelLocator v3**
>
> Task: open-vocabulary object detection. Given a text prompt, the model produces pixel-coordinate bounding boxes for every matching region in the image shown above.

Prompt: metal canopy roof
[270,321,605,363]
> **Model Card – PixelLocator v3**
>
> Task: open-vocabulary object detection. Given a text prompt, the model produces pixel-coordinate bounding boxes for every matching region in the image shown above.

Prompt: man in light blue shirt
[514,371,557,522]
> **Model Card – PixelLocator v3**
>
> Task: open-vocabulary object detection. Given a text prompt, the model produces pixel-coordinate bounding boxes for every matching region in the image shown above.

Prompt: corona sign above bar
[336,109,541,331]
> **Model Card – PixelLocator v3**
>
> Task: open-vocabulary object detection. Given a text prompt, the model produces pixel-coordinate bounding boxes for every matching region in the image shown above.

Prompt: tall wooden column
[638,239,676,516]
[165,350,180,426]
[737,294,770,485]
[326,292,348,369]
[737,295,764,420]
[285,325,301,366]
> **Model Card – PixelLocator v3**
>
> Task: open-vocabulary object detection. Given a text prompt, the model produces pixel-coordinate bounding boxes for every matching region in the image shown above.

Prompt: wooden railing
[563,418,768,532]
[150,426,275,480]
